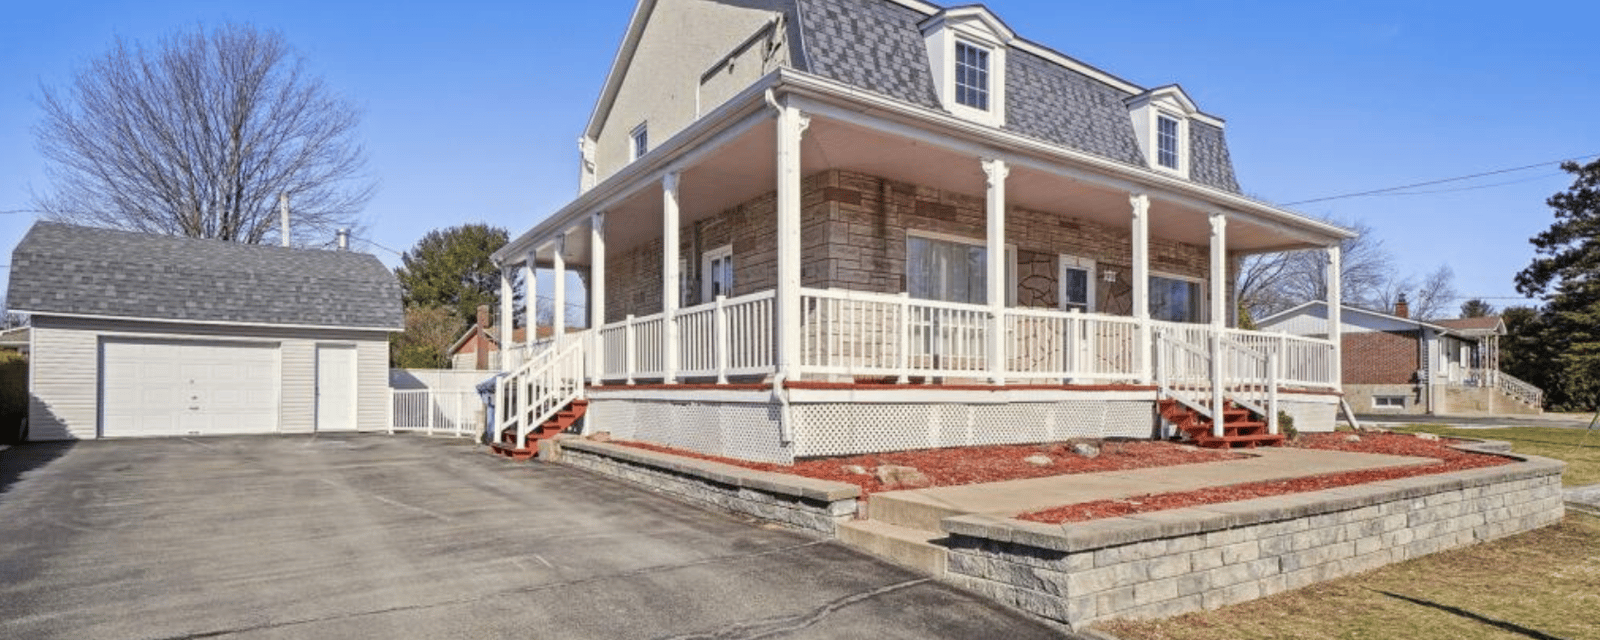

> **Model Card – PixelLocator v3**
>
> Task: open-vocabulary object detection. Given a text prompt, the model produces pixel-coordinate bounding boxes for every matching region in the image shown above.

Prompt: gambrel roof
[588,0,1241,192]
[8,222,402,331]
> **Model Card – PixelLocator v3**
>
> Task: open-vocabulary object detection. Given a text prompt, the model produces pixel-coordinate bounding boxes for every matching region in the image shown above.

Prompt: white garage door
[101,340,281,437]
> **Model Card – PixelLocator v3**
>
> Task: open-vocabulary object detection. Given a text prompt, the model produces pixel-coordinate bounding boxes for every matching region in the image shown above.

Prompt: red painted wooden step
[489,399,589,460]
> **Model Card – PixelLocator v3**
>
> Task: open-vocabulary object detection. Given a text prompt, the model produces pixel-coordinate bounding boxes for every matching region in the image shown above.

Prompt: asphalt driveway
[0,435,1068,639]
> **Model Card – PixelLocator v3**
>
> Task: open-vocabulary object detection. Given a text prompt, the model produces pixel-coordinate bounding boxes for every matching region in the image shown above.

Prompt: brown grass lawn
[1095,512,1600,640]
[1098,426,1600,640]
[1392,424,1600,486]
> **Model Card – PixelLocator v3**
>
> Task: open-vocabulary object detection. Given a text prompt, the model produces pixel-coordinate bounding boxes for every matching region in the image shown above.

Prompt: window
[630,123,649,161]
[1149,274,1204,323]
[954,41,990,111]
[1156,115,1180,169]
[909,235,987,304]
[1059,255,1095,312]
[1373,395,1407,409]
[907,233,1015,305]
[701,245,733,300]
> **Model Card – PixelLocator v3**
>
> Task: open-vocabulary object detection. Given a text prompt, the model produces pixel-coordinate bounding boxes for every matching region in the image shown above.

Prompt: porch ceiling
[534,108,1330,267]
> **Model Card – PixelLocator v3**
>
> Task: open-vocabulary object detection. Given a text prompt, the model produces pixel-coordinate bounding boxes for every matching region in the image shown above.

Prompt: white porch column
[590,212,607,386]
[553,234,567,338]
[775,99,807,381]
[1326,245,1343,385]
[1130,193,1151,383]
[982,157,1009,384]
[662,171,681,384]
[522,250,538,351]
[1209,213,1227,329]
[499,262,514,371]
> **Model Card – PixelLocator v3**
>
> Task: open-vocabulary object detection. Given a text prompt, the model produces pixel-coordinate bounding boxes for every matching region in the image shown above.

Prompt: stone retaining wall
[939,442,1565,629]
[552,438,859,534]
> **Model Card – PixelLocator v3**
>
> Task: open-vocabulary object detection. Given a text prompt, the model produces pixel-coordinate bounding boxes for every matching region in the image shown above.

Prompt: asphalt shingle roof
[792,0,1243,194]
[8,222,402,330]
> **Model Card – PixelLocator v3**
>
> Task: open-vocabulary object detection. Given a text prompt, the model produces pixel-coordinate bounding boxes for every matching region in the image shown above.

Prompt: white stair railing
[1155,329,1280,438]
[493,333,587,449]
[1496,370,1544,408]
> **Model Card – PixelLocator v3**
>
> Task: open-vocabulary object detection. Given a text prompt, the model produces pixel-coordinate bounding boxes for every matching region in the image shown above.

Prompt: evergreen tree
[1514,158,1600,409]
[395,224,509,330]
[1459,298,1496,318]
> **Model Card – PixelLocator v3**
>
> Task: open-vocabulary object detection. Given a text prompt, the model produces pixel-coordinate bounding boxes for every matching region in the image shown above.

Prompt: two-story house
[488,0,1355,463]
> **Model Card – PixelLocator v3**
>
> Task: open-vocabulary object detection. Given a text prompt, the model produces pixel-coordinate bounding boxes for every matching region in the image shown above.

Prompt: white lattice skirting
[588,393,1329,463]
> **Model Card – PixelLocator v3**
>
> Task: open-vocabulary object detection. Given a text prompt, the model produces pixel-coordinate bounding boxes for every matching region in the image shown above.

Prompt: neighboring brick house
[446,305,530,371]
[489,0,1359,463]
[1258,300,1542,415]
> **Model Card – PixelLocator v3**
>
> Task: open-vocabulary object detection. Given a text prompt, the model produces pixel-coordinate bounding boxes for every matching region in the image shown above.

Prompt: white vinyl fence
[389,368,494,438]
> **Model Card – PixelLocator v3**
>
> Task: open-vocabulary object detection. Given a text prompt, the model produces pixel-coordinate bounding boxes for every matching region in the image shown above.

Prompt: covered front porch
[489,72,1354,461]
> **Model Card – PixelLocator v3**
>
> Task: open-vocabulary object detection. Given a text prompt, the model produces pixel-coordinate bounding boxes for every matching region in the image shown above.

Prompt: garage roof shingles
[8,222,403,330]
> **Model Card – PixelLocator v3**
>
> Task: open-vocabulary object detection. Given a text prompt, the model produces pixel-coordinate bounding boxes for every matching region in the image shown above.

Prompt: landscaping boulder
[874,465,931,489]
[1343,434,1362,443]
[840,464,869,475]
[1415,433,1440,441]
[1023,454,1053,467]
[1070,442,1101,459]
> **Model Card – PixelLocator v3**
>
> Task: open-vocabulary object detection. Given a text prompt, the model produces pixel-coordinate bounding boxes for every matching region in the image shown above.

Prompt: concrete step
[837,519,948,577]
[868,491,972,532]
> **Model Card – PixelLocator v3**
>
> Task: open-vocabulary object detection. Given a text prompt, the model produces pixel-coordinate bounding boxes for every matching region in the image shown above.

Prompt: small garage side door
[100,339,281,437]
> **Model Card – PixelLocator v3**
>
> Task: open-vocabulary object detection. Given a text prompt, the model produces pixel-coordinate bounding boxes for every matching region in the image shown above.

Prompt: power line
[1283,153,1598,206]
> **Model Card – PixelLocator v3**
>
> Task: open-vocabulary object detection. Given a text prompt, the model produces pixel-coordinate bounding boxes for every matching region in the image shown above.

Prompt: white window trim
[1372,395,1407,410]
[630,122,649,162]
[906,229,1016,306]
[1149,270,1207,324]
[1058,254,1095,313]
[921,10,1009,128]
[701,244,733,301]
[1126,87,1196,179]
[1148,109,1189,176]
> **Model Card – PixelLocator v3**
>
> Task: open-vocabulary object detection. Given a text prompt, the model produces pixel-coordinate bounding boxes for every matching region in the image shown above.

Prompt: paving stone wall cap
[560,439,860,501]
[939,452,1564,553]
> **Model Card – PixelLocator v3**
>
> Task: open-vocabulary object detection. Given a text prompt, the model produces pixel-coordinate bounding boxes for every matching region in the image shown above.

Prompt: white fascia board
[498,71,781,266]
[776,70,1355,243]
[19,310,402,334]
[584,0,658,141]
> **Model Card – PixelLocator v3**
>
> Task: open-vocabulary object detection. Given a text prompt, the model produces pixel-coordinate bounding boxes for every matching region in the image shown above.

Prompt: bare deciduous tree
[1236,218,1395,321]
[34,23,372,244]
[1409,264,1459,320]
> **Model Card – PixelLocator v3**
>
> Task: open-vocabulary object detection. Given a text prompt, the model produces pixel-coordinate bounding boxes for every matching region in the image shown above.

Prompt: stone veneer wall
[553,438,860,535]
[939,444,1565,629]
[605,169,1231,323]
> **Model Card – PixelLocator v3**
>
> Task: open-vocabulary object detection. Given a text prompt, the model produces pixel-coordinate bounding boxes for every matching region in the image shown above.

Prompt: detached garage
[7,222,402,440]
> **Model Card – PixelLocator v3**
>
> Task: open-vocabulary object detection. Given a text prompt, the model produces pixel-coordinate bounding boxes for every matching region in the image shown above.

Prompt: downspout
[765,86,793,446]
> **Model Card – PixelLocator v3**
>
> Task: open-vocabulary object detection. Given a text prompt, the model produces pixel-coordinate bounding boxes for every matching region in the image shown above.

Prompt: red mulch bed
[612,439,1244,498]
[1018,432,1511,524]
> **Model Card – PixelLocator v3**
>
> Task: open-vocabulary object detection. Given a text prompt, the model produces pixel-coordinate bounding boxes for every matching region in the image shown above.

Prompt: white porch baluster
[663,172,681,384]
[714,294,730,384]
[1130,193,1151,383]
[590,212,607,386]
[983,157,1009,384]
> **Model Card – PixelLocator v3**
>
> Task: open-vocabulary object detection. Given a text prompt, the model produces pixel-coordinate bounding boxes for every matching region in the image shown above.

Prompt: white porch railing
[1493,370,1544,408]
[390,388,484,437]
[494,335,586,449]
[598,290,776,383]
[582,286,1338,389]
[1154,329,1281,437]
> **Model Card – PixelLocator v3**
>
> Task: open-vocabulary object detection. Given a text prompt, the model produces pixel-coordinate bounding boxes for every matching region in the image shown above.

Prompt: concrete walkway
[868,448,1436,531]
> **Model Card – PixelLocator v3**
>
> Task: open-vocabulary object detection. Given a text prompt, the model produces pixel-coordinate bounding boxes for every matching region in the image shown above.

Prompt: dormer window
[922,7,1013,127]
[955,41,990,111]
[1156,115,1180,169]
[1127,85,1212,179]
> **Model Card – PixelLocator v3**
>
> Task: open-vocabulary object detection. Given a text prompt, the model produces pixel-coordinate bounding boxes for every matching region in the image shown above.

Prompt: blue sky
[2,0,1596,313]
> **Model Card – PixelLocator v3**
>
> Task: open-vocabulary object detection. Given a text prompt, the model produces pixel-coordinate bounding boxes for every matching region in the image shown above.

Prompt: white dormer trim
[921,7,1013,128]
[1127,85,1207,179]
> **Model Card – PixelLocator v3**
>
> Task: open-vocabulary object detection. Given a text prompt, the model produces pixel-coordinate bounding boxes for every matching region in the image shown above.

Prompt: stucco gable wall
[595,0,795,181]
